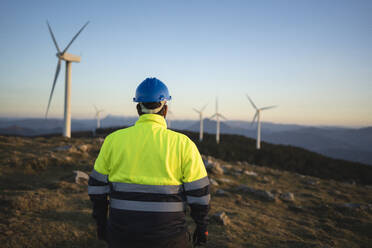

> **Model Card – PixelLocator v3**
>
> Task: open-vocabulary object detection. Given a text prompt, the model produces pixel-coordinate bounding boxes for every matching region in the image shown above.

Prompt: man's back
[89,114,209,245]
[102,114,196,186]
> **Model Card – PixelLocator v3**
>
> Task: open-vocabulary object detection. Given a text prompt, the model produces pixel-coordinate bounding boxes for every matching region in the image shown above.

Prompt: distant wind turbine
[94,105,104,129]
[167,108,174,129]
[210,98,227,144]
[45,21,89,138]
[246,95,277,149]
[193,104,208,142]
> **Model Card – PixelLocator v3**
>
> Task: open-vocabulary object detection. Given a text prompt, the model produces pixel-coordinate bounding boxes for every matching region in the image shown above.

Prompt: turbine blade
[218,114,228,120]
[45,59,61,118]
[246,94,258,110]
[93,105,98,112]
[260,105,277,111]
[62,21,89,54]
[193,108,201,114]
[251,111,258,125]
[210,113,217,119]
[46,21,61,53]
[201,104,208,112]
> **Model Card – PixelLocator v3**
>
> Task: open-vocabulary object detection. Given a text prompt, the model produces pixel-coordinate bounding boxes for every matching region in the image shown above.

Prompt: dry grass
[0,136,371,248]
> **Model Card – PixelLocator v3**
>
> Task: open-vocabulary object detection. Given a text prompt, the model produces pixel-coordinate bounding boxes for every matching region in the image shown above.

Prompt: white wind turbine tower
[94,105,104,129]
[45,21,89,138]
[193,104,208,142]
[167,109,174,129]
[246,95,277,150]
[210,98,227,144]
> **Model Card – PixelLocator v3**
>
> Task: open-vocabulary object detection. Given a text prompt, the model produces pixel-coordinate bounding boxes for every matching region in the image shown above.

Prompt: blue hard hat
[133,77,172,102]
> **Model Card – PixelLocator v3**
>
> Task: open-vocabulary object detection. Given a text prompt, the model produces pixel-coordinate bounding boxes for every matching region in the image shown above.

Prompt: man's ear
[163,104,168,118]
[136,103,142,116]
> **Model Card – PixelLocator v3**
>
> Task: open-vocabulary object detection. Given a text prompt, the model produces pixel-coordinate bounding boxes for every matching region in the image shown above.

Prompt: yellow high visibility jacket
[95,114,207,186]
[88,114,210,241]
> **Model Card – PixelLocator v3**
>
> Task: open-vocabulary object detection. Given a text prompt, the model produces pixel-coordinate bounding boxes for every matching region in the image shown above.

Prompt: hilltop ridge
[0,135,371,247]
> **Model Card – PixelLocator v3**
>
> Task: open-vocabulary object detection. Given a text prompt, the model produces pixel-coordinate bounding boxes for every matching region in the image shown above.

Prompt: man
[88,77,210,248]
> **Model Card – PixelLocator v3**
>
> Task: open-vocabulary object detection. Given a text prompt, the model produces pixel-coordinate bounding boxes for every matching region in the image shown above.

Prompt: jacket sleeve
[182,138,210,230]
[88,138,111,228]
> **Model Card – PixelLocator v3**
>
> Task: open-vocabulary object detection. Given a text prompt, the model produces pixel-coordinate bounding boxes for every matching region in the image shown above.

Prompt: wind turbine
[246,95,277,149]
[167,109,174,129]
[94,105,104,129]
[45,21,89,138]
[210,98,227,144]
[193,104,208,142]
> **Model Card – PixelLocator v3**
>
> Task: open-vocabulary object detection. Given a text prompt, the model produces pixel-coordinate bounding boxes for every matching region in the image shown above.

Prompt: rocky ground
[0,135,371,248]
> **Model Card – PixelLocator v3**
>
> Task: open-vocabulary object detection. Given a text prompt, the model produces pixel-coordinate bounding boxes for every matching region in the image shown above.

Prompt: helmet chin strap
[140,101,166,114]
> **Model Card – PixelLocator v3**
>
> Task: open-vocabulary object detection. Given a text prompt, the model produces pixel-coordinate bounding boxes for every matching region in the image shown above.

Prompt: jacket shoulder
[105,126,135,139]
[166,129,194,144]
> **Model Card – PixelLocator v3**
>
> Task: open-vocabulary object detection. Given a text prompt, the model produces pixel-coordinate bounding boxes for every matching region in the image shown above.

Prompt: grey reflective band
[88,185,110,194]
[110,199,185,212]
[183,176,210,191]
[90,169,108,183]
[111,182,182,194]
[186,194,211,205]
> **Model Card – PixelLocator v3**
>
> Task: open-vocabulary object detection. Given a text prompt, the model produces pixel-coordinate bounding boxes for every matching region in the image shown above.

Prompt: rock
[53,145,73,152]
[211,163,224,175]
[260,176,272,184]
[222,164,233,170]
[217,178,233,184]
[235,185,276,202]
[243,170,258,177]
[271,189,282,195]
[288,205,304,213]
[204,159,224,175]
[209,178,219,186]
[77,144,90,152]
[215,189,229,196]
[303,178,319,186]
[212,211,230,226]
[73,170,89,185]
[280,192,295,202]
[341,203,361,209]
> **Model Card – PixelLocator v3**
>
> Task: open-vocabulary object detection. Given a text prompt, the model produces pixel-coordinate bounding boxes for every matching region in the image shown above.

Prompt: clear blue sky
[0,0,371,126]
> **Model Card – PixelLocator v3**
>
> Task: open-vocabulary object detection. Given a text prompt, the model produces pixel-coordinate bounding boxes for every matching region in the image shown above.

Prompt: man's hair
[137,102,167,116]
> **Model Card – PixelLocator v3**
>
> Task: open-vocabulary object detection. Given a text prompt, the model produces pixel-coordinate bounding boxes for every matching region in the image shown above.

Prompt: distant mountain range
[0,116,371,165]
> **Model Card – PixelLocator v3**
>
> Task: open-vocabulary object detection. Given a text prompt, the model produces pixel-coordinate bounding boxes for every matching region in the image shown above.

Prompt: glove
[193,225,208,246]
[97,224,107,242]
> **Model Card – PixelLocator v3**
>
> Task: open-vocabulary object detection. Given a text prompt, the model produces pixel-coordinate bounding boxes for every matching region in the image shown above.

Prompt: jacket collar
[135,114,167,128]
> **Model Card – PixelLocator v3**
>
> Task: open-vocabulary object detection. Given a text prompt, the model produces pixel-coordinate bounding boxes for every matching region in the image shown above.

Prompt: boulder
[222,164,233,170]
[303,178,319,186]
[209,178,219,186]
[236,185,276,202]
[77,144,90,152]
[280,192,295,202]
[73,170,89,185]
[53,145,73,152]
[207,163,224,175]
[212,211,230,226]
[243,170,258,177]
[215,189,229,196]
[217,178,233,184]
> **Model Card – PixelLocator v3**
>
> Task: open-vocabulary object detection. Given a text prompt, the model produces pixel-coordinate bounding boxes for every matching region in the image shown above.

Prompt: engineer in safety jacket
[88,78,210,248]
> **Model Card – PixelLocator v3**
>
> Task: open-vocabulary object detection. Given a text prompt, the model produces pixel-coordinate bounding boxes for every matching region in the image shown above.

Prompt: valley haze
[1,116,371,166]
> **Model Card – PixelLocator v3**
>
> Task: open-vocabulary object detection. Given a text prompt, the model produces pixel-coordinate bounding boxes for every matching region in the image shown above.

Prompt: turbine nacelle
[57,52,81,63]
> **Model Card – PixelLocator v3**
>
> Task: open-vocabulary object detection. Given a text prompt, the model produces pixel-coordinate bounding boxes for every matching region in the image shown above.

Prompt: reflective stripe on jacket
[88,114,210,240]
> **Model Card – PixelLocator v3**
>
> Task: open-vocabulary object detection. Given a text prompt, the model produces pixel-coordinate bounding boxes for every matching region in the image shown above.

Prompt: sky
[0,0,371,127]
